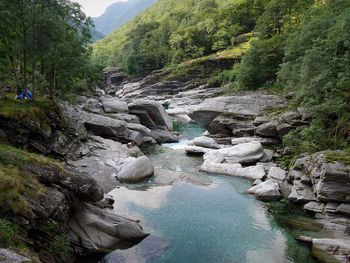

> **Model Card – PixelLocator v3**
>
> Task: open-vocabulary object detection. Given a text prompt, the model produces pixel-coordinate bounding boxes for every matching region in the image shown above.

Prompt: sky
[74,0,126,17]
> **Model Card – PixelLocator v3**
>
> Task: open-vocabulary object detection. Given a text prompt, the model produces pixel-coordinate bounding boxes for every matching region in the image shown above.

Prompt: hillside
[93,0,157,36]
[92,0,263,73]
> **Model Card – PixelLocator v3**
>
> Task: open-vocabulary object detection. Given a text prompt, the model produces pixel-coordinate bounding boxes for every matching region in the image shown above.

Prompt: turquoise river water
[103,121,320,263]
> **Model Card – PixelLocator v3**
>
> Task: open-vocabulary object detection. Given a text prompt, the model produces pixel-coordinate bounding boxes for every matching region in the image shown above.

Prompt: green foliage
[233,35,285,89]
[0,218,18,247]
[48,235,70,257]
[0,0,101,99]
[93,0,266,75]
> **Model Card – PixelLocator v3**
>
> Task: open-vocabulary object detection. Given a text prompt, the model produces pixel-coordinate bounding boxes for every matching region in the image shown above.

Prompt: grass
[0,143,64,214]
[324,150,350,165]
[48,235,71,257]
[0,218,18,247]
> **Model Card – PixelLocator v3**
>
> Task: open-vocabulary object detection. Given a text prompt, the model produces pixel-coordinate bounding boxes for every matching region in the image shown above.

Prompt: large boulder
[267,167,287,182]
[288,180,316,204]
[246,180,282,201]
[311,238,350,263]
[231,136,279,146]
[202,141,264,164]
[83,113,128,138]
[129,100,173,131]
[185,145,214,156]
[101,98,129,113]
[116,156,155,183]
[309,152,350,203]
[70,203,148,254]
[189,136,220,149]
[255,121,279,138]
[200,163,265,180]
[189,94,285,129]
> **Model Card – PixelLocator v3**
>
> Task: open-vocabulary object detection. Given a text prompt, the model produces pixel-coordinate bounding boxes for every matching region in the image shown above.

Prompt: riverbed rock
[102,98,129,113]
[309,152,350,203]
[267,167,287,182]
[83,113,128,138]
[255,121,279,138]
[336,203,350,216]
[185,145,213,156]
[107,113,140,123]
[69,203,148,254]
[149,129,178,143]
[0,249,30,263]
[200,163,266,180]
[288,180,316,204]
[129,100,173,131]
[202,141,264,164]
[246,179,282,201]
[190,136,220,149]
[127,123,151,135]
[231,136,280,146]
[312,238,350,263]
[304,201,326,213]
[116,156,155,183]
[189,94,285,129]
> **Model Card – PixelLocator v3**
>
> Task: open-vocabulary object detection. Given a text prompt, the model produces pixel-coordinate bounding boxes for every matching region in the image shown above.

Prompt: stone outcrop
[101,98,129,113]
[200,163,266,180]
[116,156,155,183]
[0,249,30,263]
[246,180,282,201]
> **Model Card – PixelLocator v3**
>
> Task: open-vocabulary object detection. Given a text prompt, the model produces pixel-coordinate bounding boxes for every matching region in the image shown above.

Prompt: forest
[0,0,102,100]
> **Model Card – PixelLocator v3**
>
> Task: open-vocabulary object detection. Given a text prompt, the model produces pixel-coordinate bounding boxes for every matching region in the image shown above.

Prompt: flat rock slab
[247,179,282,201]
[102,98,129,113]
[200,163,266,180]
[189,93,285,128]
[117,156,155,183]
[203,141,264,164]
[0,249,30,263]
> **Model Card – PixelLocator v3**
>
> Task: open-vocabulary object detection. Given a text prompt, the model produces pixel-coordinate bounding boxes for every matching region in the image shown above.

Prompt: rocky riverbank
[0,67,349,262]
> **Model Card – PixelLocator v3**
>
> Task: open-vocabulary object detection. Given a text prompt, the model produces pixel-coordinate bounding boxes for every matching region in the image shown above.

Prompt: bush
[0,218,18,247]
[48,235,70,257]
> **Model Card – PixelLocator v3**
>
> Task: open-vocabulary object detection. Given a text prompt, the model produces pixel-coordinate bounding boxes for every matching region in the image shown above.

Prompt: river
[102,121,319,263]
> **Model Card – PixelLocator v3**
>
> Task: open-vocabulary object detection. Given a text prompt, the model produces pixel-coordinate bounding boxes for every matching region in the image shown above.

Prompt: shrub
[0,218,18,247]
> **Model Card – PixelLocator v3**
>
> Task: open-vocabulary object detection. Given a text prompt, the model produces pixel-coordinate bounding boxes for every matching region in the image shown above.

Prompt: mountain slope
[93,0,157,35]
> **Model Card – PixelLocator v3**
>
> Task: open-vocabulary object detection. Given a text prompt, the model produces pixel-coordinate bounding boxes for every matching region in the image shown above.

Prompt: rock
[277,123,294,137]
[82,98,104,114]
[325,202,339,213]
[278,111,302,123]
[336,203,350,216]
[309,152,350,203]
[129,100,173,131]
[253,116,270,126]
[304,201,325,213]
[253,179,263,186]
[202,141,264,164]
[200,163,266,180]
[312,238,350,263]
[127,123,151,135]
[100,235,170,263]
[116,156,155,183]
[260,149,274,162]
[208,115,256,136]
[267,167,286,182]
[191,136,220,149]
[189,94,285,129]
[0,249,30,263]
[231,136,279,146]
[185,146,213,156]
[300,175,311,185]
[292,155,311,171]
[297,236,313,243]
[149,129,178,143]
[246,180,282,201]
[69,203,148,254]
[256,162,277,173]
[288,180,316,204]
[102,98,129,113]
[255,121,279,138]
[25,164,104,203]
[108,113,140,124]
[83,112,128,138]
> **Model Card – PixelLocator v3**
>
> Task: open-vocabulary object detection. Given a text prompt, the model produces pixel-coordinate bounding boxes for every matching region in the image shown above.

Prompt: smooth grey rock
[325,202,339,213]
[246,180,282,201]
[108,113,140,123]
[253,179,263,186]
[102,98,129,113]
[231,136,279,146]
[185,146,213,156]
[288,180,316,204]
[116,156,154,183]
[200,163,266,180]
[312,238,350,263]
[304,201,325,213]
[267,167,286,182]
[309,152,350,203]
[203,141,264,164]
[336,203,350,216]
[69,203,148,253]
[277,123,294,137]
[191,136,220,149]
[189,94,285,129]
[0,249,30,263]
[127,123,151,135]
[256,162,277,172]
[149,129,178,143]
[260,149,274,162]
[255,121,279,138]
[129,100,173,131]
